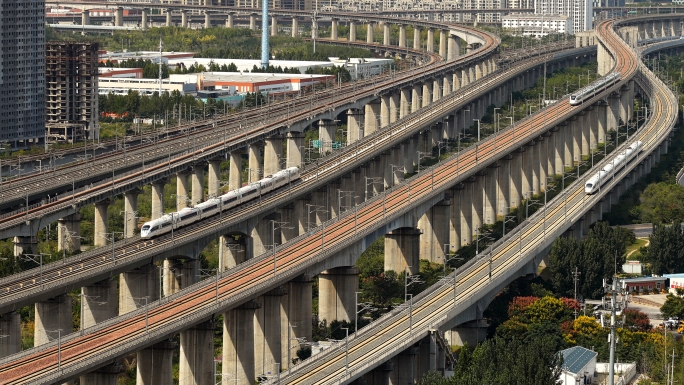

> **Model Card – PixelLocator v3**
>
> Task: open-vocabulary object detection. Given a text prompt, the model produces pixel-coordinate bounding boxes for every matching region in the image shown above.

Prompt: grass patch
[626,238,649,261]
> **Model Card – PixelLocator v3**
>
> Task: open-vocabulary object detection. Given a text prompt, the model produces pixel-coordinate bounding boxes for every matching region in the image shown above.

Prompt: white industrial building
[535,0,593,32]
[502,14,573,36]
[98,78,197,96]
[170,72,335,93]
[166,58,335,74]
[330,58,395,79]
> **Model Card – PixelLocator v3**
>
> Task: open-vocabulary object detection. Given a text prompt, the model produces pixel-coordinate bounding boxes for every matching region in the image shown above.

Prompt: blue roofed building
[559,346,597,385]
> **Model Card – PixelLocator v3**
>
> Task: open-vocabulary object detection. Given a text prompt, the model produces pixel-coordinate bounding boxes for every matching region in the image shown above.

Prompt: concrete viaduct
[0,11,682,385]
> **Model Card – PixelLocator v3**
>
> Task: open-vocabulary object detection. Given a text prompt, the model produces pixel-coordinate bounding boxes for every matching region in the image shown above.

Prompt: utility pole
[573,267,581,319]
[603,277,627,385]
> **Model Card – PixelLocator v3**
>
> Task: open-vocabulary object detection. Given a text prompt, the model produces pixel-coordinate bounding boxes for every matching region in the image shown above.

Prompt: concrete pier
[34,294,72,346]
[224,300,260,385]
[119,264,159,315]
[318,267,359,323]
[287,133,304,168]
[384,228,421,274]
[82,279,117,328]
[248,144,262,183]
[229,151,243,191]
[264,136,283,176]
[208,159,222,197]
[0,312,20,358]
[151,180,166,219]
[255,287,287,378]
[179,321,215,385]
[58,213,81,253]
[191,164,205,205]
[281,275,313,369]
[176,171,190,209]
[418,199,450,264]
[137,340,177,385]
[123,189,140,238]
[93,199,111,247]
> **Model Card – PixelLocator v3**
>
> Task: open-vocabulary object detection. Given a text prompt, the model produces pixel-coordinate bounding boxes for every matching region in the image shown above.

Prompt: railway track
[0,45,594,315]
[0,29,638,385]
[0,30,499,231]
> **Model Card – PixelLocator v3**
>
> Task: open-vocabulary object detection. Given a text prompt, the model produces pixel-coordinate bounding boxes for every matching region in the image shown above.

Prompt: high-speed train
[140,167,301,238]
[569,72,621,106]
[585,141,642,194]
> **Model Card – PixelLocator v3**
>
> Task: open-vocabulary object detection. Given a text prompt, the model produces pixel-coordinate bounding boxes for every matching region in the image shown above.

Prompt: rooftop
[623,276,667,283]
[560,346,597,375]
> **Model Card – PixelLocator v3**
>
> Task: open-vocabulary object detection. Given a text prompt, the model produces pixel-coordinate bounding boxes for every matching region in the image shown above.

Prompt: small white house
[558,346,597,385]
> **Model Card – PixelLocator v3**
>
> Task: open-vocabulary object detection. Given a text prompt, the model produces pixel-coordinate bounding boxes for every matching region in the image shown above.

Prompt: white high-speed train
[585,141,642,194]
[140,167,301,238]
[569,72,621,106]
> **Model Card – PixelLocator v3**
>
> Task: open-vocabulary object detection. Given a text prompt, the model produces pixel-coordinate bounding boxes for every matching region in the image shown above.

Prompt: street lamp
[417,151,432,173]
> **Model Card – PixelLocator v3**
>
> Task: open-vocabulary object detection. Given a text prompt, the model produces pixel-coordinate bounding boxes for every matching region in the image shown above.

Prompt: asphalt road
[615,223,654,238]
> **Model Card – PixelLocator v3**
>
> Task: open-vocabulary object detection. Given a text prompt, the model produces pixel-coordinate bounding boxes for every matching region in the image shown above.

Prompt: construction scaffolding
[46,42,99,144]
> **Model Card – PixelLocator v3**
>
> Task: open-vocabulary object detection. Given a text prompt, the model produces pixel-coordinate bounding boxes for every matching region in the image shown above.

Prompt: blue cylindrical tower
[261,0,269,68]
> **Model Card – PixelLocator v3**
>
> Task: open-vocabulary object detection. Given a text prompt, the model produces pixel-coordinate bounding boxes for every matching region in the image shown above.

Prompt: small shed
[559,346,597,385]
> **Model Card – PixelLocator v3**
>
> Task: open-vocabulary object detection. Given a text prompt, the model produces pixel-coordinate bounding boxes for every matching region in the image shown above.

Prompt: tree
[660,293,684,319]
[623,309,652,332]
[646,223,684,274]
[639,182,684,224]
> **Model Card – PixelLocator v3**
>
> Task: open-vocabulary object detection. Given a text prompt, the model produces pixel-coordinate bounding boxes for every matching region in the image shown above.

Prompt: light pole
[270,220,292,276]
[133,296,149,333]
[493,108,500,132]
[389,164,404,187]
[338,190,355,214]
[417,151,432,173]
[23,253,49,283]
[404,265,423,301]
[459,108,470,154]
[305,204,327,232]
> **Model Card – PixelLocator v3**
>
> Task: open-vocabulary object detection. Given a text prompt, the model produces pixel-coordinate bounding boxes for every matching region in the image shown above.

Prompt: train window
[142,225,150,231]
[205,204,217,210]
[225,196,237,203]
[570,96,576,100]
[586,183,593,188]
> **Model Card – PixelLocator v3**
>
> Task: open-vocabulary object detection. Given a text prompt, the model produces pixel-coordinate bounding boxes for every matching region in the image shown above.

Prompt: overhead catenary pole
[261,0,269,68]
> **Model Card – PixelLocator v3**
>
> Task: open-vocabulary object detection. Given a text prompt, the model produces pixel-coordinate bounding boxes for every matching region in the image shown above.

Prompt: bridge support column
[181,10,188,28]
[286,132,304,168]
[81,9,90,26]
[402,138,415,174]
[383,23,390,46]
[191,164,205,205]
[229,151,244,191]
[427,28,434,52]
[252,215,276,257]
[418,332,441,379]
[447,36,460,61]
[176,171,190,210]
[580,108,591,157]
[123,189,140,238]
[349,21,356,41]
[510,150,523,209]
[449,185,463,250]
[522,142,535,199]
[380,96,391,129]
[398,25,406,48]
[411,85,421,113]
[540,134,549,192]
[497,155,511,218]
[389,346,419,385]
[219,235,247,270]
[484,165,498,224]
[422,83,432,107]
[399,88,410,119]
[151,180,166,220]
[207,158,222,197]
[385,228,421,274]
[318,267,359,322]
[413,26,421,50]
[248,144,262,183]
[290,17,298,37]
[115,7,123,27]
[264,136,283,176]
[563,119,575,168]
[281,276,313,369]
[365,100,380,136]
[347,109,364,145]
[363,361,393,385]
[166,9,172,27]
[138,340,177,385]
[0,312,20,358]
[255,287,287,378]
[460,178,474,245]
[418,199,451,264]
[319,120,336,154]
[82,278,118,328]
[163,259,198,297]
[607,93,620,133]
[58,213,81,253]
[439,30,447,58]
[446,320,487,346]
[35,294,72,346]
[443,75,452,97]
[224,300,260,385]
[531,138,541,195]
[389,94,400,124]
[80,364,124,385]
[226,13,234,28]
[204,12,211,29]
[433,78,441,102]
[119,263,159,315]
[94,199,111,248]
[271,16,278,37]
[620,85,632,125]
[179,321,215,385]
[472,173,485,234]
[366,23,374,43]
[250,14,256,30]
